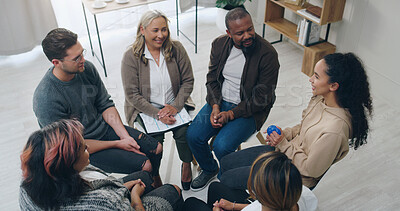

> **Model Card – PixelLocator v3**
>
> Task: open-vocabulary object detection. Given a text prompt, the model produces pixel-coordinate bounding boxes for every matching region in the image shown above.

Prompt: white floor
[1,1,400,210]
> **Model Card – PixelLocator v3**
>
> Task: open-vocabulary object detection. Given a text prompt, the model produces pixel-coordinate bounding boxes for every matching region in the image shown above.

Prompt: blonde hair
[131,10,173,64]
[247,151,302,210]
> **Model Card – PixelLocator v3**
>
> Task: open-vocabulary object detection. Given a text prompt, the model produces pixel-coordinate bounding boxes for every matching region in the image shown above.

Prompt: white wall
[337,0,400,109]
[253,0,400,109]
[244,0,265,24]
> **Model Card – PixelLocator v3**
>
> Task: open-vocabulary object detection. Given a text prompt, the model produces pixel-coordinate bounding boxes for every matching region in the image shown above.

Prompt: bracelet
[232,201,236,211]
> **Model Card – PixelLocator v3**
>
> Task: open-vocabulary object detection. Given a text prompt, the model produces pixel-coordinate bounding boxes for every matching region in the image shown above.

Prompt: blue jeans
[186,101,256,173]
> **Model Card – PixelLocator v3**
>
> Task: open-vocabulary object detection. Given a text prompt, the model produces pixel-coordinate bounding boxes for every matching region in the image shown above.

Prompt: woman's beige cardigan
[121,41,195,126]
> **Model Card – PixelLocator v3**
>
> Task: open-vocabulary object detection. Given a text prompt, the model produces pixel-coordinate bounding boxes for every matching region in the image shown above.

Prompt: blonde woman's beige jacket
[276,95,352,188]
[121,41,195,127]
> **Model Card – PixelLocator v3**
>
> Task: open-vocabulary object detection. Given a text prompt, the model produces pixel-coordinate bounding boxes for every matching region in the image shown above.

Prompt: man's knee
[149,142,163,155]
[142,159,152,172]
[155,142,163,154]
[212,142,231,160]
[186,126,195,142]
[186,126,207,146]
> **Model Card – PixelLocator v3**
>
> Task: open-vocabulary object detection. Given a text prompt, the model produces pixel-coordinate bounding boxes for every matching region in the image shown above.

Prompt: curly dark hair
[324,53,373,149]
[20,119,88,209]
[41,28,78,61]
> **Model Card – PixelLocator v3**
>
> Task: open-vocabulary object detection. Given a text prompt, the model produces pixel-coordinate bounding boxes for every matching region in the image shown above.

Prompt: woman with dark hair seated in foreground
[19,119,183,210]
[219,52,373,190]
[183,151,317,210]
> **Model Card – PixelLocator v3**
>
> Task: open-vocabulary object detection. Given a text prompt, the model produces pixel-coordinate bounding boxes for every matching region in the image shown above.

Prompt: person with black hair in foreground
[19,119,182,210]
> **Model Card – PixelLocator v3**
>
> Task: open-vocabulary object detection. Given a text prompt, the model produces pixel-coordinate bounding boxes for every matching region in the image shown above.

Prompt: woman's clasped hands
[212,198,235,211]
[124,179,146,209]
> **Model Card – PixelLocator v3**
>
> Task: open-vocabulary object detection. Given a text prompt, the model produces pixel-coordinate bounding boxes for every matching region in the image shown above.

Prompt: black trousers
[122,171,183,210]
[182,182,250,211]
[89,124,162,176]
[220,145,275,189]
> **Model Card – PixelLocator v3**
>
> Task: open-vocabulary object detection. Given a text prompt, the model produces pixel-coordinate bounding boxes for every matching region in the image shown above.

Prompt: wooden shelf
[267,0,345,25]
[266,18,325,49]
[302,42,336,76]
[265,0,345,76]
[265,18,298,43]
[270,0,308,13]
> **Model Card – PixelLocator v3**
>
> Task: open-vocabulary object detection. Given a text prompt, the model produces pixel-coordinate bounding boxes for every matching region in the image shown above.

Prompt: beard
[239,37,256,54]
[61,63,85,75]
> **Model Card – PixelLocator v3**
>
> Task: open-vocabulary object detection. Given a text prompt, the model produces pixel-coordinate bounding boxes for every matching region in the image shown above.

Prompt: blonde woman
[121,10,195,190]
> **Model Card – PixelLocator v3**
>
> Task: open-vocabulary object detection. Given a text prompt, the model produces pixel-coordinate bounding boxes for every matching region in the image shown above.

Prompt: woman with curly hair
[219,52,373,190]
[121,10,195,190]
[19,119,183,210]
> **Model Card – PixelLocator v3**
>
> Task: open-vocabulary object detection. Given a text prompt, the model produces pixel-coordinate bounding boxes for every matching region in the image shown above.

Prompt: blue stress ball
[267,125,281,135]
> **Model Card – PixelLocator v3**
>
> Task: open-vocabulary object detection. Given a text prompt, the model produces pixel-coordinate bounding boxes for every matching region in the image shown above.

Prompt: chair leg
[192,155,198,165]
[210,135,241,151]
[194,136,241,172]
[209,135,216,151]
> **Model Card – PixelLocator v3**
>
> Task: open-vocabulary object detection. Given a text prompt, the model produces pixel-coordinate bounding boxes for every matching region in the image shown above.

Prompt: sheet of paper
[139,108,192,134]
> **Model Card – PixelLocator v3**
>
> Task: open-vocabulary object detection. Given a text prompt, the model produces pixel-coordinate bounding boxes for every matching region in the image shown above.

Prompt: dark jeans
[89,124,162,176]
[219,145,275,190]
[122,171,183,210]
[122,170,155,194]
[182,182,250,211]
[143,184,183,211]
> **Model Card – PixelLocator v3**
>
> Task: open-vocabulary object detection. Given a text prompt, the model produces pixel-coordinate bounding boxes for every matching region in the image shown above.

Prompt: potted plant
[215,0,252,33]
[216,0,251,10]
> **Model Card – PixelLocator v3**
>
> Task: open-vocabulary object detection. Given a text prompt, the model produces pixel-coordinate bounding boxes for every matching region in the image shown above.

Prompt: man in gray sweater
[33,28,163,186]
